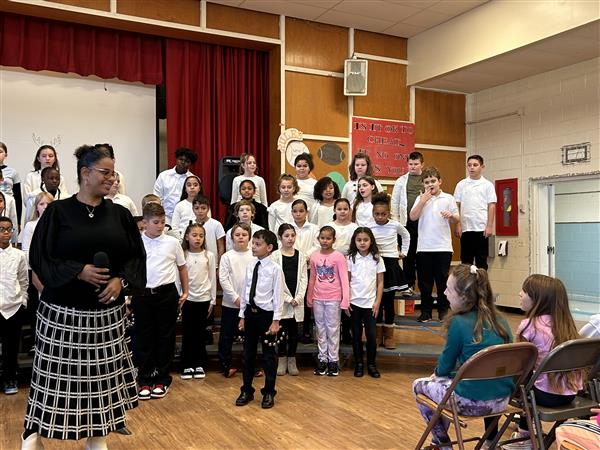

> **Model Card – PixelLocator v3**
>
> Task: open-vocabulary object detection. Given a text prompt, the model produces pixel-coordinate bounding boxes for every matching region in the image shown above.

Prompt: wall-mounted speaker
[344,59,368,96]
[218,155,241,204]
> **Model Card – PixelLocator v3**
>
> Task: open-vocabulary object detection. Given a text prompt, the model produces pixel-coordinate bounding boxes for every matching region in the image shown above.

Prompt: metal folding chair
[515,337,600,450]
[414,342,538,450]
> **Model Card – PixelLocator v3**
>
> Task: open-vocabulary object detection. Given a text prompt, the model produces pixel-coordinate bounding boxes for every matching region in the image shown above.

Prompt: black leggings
[519,386,575,430]
[376,290,395,325]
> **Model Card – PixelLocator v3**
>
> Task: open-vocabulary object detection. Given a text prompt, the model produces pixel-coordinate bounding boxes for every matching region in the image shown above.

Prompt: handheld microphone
[93,252,110,292]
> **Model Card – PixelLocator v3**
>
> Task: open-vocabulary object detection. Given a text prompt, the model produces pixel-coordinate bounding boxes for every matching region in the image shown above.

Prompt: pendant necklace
[85,205,96,218]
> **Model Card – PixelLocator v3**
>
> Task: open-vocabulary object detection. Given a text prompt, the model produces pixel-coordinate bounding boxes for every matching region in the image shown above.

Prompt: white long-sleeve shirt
[218,248,254,309]
[0,245,28,319]
[184,250,216,304]
[153,167,194,222]
[230,175,268,206]
[370,220,410,257]
[239,256,284,320]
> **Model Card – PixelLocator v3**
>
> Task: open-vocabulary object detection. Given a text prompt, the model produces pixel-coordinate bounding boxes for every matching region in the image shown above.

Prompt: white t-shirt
[184,250,216,303]
[225,222,263,251]
[218,248,254,309]
[153,167,194,222]
[341,179,383,204]
[453,176,496,232]
[411,191,458,253]
[296,178,317,210]
[230,175,268,206]
[354,201,374,227]
[293,221,319,258]
[327,221,358,256]
[197,218,226,260]
[309,202,334,229]
[20,218,38,266]
[142,232,186,288]
[171,200,195,237]
[108,194,138,216]
[348,254,386,309]
[267,199,295,233]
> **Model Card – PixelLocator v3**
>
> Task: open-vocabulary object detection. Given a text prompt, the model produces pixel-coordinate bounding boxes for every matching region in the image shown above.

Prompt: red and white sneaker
[151,384,169,399]
[138,385,152,401]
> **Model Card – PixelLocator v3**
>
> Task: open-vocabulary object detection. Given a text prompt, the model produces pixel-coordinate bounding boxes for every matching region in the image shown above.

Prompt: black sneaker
[327,362,340,377]
[417,312,432,323]
[313,361,328,376]
[3,380,18,395]
[438,310,449,322]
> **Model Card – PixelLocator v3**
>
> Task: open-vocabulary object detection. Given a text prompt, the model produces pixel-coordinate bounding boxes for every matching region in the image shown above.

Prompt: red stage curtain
[165,38,269,221]
[0,12,163,84]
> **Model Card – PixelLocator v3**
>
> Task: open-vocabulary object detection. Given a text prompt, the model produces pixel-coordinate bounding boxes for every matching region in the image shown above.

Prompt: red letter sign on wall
[351,116,415,178]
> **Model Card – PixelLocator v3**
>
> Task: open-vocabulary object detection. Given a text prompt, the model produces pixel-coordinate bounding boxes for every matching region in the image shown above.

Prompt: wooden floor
[1,310,561,449]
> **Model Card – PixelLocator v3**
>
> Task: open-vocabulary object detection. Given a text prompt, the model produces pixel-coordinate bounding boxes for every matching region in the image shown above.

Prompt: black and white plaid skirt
[24,300,138,440]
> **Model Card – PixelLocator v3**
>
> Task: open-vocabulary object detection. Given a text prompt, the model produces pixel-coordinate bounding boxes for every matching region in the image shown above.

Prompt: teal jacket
[435,310,514,400]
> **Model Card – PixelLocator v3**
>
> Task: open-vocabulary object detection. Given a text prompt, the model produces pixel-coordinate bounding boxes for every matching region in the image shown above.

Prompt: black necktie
[248,261,261,308]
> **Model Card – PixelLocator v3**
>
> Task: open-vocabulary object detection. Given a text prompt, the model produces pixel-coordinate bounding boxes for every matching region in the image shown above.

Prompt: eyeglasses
[89,167,117,179]
[0,226,13,233]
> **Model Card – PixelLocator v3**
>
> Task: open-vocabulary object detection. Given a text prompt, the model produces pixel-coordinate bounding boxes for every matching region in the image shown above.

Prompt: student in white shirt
[132,203,189,400]
[309,176,339,228]
[390,151,424,292]
[225,200,264,251]
[23,167,69,226]
[352,176,379,226]
[218,223,254,378]
[0,142,23,223]
[236,229,283,409]
[0,215,28,395]
[0,192,18,244]
[23,145,68,204]
[230,153,268,206]
[105,172,138,216]
[371,193,410,349]
[341,152,383,204]
[272,224,308,377]
[410,167,459,323]
[347,227,385,379]
[453,155,497,270]
[294,153,318,211]
[192,195,225,262]
[326,198,358,256]
[179,223,216,381]
[171,175,202,238]
[268,174,297,232]
[153,147,198,224]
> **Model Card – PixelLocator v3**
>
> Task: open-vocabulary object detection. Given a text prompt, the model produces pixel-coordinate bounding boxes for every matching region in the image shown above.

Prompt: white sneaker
[181,368,194,380]
[193,367,206,379]
[501,431,532,450]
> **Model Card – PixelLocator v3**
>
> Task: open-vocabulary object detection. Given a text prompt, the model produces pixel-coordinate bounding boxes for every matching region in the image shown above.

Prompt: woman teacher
[23,144,146,450]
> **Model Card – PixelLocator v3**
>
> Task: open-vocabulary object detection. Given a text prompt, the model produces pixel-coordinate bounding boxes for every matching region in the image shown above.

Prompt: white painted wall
[0,67,156,211]
[466,57,600,308]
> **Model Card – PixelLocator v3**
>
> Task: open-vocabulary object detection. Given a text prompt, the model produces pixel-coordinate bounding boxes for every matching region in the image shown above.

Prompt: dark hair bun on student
[74,144,113,184]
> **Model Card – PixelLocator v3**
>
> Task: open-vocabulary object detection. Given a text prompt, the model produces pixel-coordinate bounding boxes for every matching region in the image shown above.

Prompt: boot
[376,324,384,347]
[383,325,396,349]
[85,437,108,450]
[277,356,288,376]
[21,433,44,450]
[287,356,299,376]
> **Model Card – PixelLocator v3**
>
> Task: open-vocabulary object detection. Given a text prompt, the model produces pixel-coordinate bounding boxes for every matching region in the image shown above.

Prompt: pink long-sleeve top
[306,250,350,309]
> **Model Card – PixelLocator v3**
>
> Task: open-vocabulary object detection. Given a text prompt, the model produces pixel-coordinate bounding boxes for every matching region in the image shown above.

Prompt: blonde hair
[31,192,55,221]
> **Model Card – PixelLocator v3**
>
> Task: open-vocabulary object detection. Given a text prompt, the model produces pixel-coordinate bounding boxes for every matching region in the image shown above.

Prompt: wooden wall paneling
[45,0,110,11]
[353,60,409,121]
[268,47,282,202]
[116,0,200,27]
[285,18,347,72]
[420,148,467,259]
[285,72,348,137]
[284,140,349,188]
[206,2,279,39]
[415,89,466,147]
[354,30,407,60]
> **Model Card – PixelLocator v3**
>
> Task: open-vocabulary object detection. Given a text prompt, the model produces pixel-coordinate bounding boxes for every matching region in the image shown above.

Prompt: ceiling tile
[386,0,440,8]
[427,0,488,16]
[210,0,245,6]
[382,21,426,38]
[290,0,341,8]
[402,9,450,27]
[238,0,328,20]
[318,9,395,32]
[333,0,422,22]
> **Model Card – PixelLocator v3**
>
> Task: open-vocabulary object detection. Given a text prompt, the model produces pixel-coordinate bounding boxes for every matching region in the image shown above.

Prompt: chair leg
[529,393,546,450]
[414,405,447,450]
[449,397,465,450]
[475,415,500,450]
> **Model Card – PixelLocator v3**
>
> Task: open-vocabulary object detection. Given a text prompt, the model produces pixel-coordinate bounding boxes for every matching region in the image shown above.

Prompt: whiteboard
[0,67,156,212]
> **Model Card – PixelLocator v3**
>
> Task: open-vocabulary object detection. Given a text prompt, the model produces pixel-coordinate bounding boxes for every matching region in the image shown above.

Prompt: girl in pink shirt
[307,226,349,377]
[504,274,583,449]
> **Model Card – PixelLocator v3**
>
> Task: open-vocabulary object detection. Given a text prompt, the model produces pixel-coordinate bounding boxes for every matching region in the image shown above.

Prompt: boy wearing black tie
[236,230,283,409]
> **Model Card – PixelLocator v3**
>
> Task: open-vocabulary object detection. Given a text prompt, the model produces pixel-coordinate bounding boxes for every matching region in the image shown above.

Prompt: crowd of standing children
[1,142,591,431]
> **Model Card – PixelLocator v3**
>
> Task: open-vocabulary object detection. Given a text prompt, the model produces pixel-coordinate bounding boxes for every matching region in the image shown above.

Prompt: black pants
[404,219,419,288]
[460,231,489,270]
[518,386,576,430]
[416,252,452,315]
[132,285,179,386]
[0,306,24,382]
[241,308,277,396]
[278,318,298,357]
[181,301,210,370]
[351,306,377,366]
[218,305,240,372]
[376,290,395,325]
